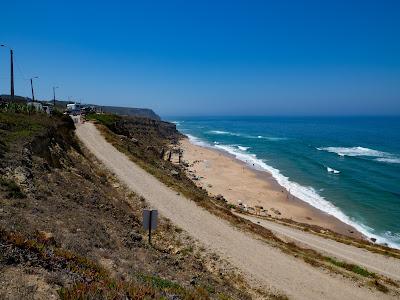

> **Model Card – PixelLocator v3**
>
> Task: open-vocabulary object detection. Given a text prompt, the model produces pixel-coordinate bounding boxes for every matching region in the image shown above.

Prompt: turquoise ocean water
[167,116,400,248]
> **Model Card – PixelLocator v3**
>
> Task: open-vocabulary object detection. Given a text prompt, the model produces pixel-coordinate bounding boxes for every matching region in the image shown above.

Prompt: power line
[14,54,28,81]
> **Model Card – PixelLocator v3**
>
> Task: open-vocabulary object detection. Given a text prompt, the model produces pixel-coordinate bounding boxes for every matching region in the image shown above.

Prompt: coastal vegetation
[1,109,399,298]
[86,112,400,295]
[0,111,262,299]
[254,214,400,259]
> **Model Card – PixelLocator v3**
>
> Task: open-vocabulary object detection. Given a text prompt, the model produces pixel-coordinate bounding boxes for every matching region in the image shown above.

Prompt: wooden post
[168,151,172,162]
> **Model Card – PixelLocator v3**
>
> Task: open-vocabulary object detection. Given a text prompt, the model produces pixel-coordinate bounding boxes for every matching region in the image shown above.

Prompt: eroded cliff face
[109,117,183,145]
[0,111,252,299]
[101,106,161,120]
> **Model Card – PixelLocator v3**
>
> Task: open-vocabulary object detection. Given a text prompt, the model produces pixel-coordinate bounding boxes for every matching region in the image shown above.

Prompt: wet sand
[179,138,363,239]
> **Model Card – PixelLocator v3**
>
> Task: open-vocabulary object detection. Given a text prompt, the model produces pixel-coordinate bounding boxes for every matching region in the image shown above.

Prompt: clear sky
[1,0,399,116]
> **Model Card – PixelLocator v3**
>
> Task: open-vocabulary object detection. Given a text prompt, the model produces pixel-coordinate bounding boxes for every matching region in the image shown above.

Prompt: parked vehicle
[66,103,81,115]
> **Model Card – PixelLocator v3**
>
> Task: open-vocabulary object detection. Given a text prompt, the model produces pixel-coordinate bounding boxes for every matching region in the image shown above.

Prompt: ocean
[167,116,400,249]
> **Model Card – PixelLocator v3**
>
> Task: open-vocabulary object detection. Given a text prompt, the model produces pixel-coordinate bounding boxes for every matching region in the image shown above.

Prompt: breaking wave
[187,136,399,249]
[375,158,400,164]
[317,146,388,157]
[208,130,241,136]
[208,130,287,141]
[318,146,400,164]
[186,134,212,148]
[327,167,340,174]
[254,135,287,141]
[171,121,183,126]
[237,145,250,151]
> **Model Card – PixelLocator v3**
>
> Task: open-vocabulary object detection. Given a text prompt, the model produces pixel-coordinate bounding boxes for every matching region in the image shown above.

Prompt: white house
[27,102,43,111]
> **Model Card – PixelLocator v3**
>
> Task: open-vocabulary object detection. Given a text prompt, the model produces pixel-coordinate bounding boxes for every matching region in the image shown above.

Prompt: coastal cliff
[100,105,161,120]
[0,109,254,299]
[0,95,161,120]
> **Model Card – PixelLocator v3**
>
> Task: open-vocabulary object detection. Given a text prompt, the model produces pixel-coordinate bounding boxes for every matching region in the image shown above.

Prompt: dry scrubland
[83,113,400,298]
[0,109,263,299]
[1,108,399,299]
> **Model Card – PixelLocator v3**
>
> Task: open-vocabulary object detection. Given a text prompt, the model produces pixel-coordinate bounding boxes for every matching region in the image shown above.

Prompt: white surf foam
[185,137,399,249]
[317,146,389,157]
[208,130,241,136]
[214,144,399,248]
[208,130,287,141]
[375,158,400,164]
[327,167,340,174]
[318,146,400,165]
[254,135,287,141]
[237,145,250,151]
[171,121,182,126]
[209,130,230,134]
[186,134,212,148]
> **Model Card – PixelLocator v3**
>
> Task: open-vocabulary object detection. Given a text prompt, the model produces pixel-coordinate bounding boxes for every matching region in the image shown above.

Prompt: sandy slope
[179,139,360,238]
[76,122,395,300]
[239,213,400,281]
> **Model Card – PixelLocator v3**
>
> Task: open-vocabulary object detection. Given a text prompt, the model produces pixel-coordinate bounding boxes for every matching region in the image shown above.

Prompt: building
[27,102,43,111]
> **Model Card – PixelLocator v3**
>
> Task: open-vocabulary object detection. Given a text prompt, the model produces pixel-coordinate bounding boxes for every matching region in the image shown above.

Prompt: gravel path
[239,213,400,281]
[76,122,395,300]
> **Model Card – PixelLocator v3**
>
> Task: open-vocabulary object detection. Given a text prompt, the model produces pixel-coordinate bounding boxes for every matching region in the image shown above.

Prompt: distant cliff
[0,95,161,120]
[100,105,161,120]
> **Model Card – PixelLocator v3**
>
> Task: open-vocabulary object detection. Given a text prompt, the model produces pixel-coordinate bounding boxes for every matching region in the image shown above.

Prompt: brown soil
[0,112,263,299]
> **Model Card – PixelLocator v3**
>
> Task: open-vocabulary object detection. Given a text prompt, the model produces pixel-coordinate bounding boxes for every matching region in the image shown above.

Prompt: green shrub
[326,257,376,278]
[0,102,38,114]
[0,178,26,198]
[86,113,121,127]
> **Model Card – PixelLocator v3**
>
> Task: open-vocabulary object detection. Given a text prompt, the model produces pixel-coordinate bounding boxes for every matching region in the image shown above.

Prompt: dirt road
[239,214,400,281]
[76,122,396,300]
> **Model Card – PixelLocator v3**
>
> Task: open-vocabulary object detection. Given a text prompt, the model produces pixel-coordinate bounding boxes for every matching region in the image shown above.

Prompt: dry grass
[0,228,217,300]
[0,111,271,299]
[0,177,26,198]
[271,215,400,259]
[89,114,400,295]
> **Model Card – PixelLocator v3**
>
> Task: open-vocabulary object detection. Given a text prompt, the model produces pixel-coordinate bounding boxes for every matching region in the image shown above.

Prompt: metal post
[10,49,14,101]
[53,87,56,107]
[30,78,35,102]
[148,210,152,244]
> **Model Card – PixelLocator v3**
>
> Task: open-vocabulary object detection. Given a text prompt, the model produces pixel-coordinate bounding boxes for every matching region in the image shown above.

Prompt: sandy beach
[179,138,363,238]
[76,121,399,299]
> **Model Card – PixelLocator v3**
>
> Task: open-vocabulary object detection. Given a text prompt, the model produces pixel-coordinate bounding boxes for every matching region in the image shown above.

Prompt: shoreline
[179,137,364,239]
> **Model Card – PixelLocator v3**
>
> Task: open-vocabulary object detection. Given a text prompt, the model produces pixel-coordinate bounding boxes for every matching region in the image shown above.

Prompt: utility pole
[30,77,38,102]
[1,45,14,101]
[30,78,35,102]
[10,49,14,101]
[53,86,59,107]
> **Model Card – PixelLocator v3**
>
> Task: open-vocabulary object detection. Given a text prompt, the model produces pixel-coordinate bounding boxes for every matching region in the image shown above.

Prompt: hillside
[0,109,257,299]
[100,106,161,120]
[84,113,400,299]
[2,109,399,299]
[0,95,30,104]
[0,95,161,120]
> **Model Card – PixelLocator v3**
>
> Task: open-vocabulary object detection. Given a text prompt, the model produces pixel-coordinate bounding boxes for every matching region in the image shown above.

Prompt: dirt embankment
[0,112,258,299]
[77,119,400,300]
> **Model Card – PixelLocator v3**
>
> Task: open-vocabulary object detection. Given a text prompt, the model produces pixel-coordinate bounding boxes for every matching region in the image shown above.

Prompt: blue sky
[1,0,399,116]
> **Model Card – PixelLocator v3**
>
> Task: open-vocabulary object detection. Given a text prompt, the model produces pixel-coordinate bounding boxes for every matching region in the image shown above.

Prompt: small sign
[143,209,158,230]
[143,209,158,244]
